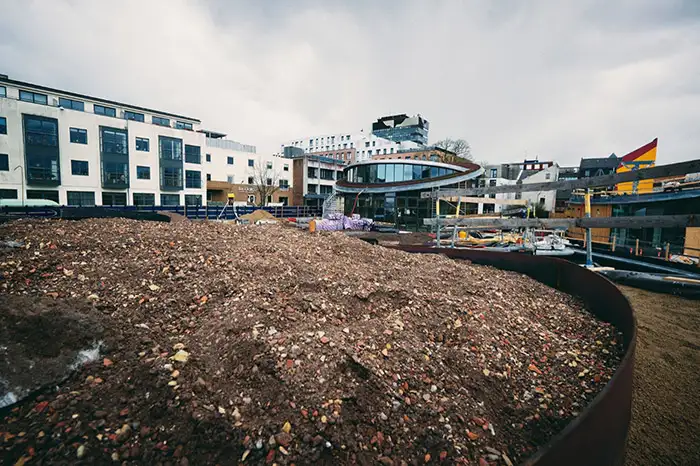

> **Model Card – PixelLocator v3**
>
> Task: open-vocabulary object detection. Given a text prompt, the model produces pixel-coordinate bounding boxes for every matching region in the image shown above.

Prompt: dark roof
[579,154,619,171]
[0,75,200,123]
[518,169,540,181]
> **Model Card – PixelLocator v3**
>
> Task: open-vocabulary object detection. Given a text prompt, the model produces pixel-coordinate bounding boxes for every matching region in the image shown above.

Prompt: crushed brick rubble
[0,219,623,465]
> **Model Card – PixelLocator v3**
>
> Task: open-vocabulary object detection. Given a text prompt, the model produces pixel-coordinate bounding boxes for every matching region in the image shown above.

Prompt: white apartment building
[0,74,277,207]
[282,129,421,163]
[477,165,518,214]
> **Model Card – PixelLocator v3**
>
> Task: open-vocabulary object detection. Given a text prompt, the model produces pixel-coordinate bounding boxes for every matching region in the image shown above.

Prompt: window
[136,166,151,179]
[279,179,289,189]
[161,167,182,189]
[307,184,317,194]
[185,170,201,188]
[124,111,145,122]
[390,148,394,154]
[266,178,272,186]
[185,145,201,164]
[136,137,149,151]
[71,160,89,176]
[100,127,128,154]
[307,167,317,178]
[248,159,254,167]
[175,121,193,131]
[160,194,180,206]
[247,176,254,184]
[266,161,273,169]
[206,153,211,162]
[69,127,87,144]
[489,179,497,187]
[159,136,182,161]
[490,168,497,178]
[247,195,256,204]
[133,193,155,206]
[26,190,59,203]
[66,191,95,206]
[94,104,116,117]
[206,173,211,181]
[365,142,370,148]
[152,116,170,127]
[227,156,234,165]
[185,194,202,206]
[0,117,6,135]
[539,197,546,205]
[368,150,372,156]
[227,175,235,183]
[58,97,84,111]
[0,153,8,171]
[372,141,376,147]
[383,149,387,155]
[283,164,289,171]
[0,189,18,199]
[320,168,334,180]
[19,90,48,105]
[545,172,551,180]
[0,86,5,97]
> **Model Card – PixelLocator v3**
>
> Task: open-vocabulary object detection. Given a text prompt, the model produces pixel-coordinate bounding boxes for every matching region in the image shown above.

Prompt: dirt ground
[620,286,700,466]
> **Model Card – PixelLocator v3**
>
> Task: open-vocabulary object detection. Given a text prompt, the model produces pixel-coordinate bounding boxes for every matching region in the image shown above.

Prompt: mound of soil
[0,295,104,408]
[240,209,277,223]
[0,219,623,465]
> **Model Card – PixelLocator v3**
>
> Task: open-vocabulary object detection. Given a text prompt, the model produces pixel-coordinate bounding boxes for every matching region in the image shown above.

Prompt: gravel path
[620,286,700,466]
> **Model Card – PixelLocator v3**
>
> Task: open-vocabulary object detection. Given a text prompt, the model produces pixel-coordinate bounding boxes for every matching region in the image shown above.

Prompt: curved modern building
[335,157,483,230]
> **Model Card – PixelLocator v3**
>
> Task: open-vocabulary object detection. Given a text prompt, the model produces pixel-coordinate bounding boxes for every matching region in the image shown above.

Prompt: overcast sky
[1,0,698,165]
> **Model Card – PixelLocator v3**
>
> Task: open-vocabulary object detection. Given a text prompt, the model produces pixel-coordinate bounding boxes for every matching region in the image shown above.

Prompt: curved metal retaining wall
[395,246,637,466]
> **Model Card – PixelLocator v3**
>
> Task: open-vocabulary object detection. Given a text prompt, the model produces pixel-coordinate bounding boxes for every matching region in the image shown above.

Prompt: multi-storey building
[371,114,429,145]
[0,74,279,207]
[290,154,345,208]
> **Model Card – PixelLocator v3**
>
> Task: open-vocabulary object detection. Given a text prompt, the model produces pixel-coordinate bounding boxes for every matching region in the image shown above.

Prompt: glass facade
[99,127,129,188]
[159,136,183,190]
[23,114,60,185]
[343,162,457,184]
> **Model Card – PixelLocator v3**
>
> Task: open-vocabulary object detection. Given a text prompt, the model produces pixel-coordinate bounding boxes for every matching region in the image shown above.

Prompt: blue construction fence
[0,205,322,222]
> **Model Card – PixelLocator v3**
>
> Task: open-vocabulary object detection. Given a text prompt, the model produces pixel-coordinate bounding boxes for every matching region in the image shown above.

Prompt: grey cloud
[0,0,698,164]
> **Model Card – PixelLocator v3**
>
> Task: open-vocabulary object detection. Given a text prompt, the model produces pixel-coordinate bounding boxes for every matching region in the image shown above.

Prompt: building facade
[0,74,279,207]
[371,114,429,145]
[291,154,345,208]
[335,158,482,231]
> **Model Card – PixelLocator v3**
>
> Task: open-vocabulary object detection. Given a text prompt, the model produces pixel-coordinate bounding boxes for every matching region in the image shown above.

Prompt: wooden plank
[663,276,700,285]
[439,196,528,206]
[436,159,700,197]
[424,214,699,229]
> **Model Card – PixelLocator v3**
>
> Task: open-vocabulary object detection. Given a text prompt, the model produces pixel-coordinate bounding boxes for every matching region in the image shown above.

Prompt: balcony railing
[161,174,183,190]
[27,166,60,184]
[102,171,129,188]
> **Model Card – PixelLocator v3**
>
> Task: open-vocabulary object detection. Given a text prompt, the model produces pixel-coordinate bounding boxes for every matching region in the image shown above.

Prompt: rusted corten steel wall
[394,246,637,466]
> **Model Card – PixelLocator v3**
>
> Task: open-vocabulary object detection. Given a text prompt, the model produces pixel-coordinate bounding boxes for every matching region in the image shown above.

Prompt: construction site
[0,159,699,466]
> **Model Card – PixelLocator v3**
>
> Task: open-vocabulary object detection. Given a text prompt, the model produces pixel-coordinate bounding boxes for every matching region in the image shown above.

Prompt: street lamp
[13,165,24,206]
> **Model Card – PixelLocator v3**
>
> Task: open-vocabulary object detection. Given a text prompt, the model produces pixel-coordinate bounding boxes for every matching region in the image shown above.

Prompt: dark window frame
[124,110,145,122]
[0,116,6,135]
[58,97,84,111]
[0,153,8,171]
[175,121,193,131]
[185,170,201,189]
[135,137,149,152]
[248,159,254,167]
[185,145,201,164]
[160,194,180,206]
[69,127,88,144]
[94,104,117,117]
[227,156,234,165]
[206,153,211,162]
[136,165,151,180]
[66,191,95,206]
[133,192,156,206]
[19,90,48,105]
[152,116,170,127]
[71,160,89,176]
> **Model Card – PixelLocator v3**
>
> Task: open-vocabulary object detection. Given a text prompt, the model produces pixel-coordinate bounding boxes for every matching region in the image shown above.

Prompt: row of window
[2,87,195,130]
[307,167,342,180]
[0,189,203,206]
[344,163,459,184]
[307,184,333,195]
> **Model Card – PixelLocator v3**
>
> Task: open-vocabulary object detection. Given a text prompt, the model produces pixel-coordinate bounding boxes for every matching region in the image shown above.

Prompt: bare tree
[252,162,281,207]
[434,138,473,161]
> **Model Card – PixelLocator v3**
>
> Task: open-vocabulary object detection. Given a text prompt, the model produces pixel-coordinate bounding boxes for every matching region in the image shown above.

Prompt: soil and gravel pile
[240,210,278,223]
[0,219,623,465]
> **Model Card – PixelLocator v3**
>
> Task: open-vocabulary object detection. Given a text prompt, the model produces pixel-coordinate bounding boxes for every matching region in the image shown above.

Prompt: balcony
[102,170,129,189]
[161,172,183,191]
[27,166,60,185]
